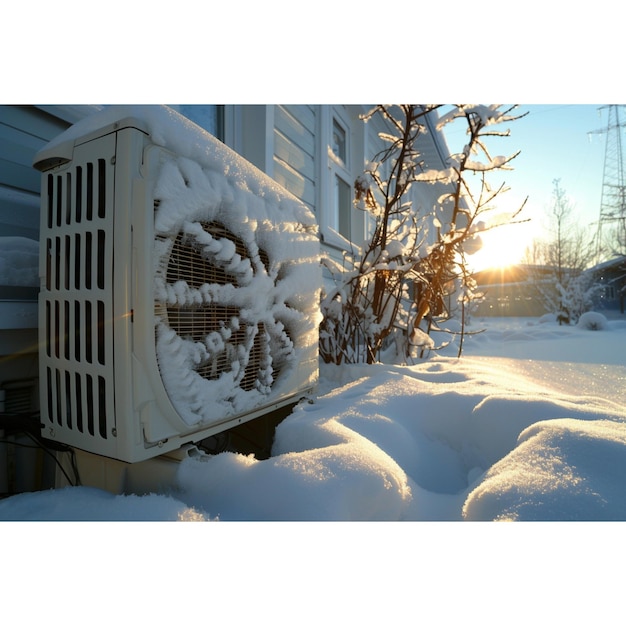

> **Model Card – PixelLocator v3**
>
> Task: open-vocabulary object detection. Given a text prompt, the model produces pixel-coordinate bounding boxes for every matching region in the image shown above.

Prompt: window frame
[324,107,354,246]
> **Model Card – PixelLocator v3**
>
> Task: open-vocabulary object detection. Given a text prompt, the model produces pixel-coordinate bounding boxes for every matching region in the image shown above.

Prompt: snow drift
[1,315,625,522]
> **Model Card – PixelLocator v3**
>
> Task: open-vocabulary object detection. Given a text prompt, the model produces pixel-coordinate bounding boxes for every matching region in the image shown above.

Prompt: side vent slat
[75,166,83,222]
[46,174,53,229]
[41,152,114,448]
[74,233,81,289]
[75,372,83,433]
[86,162,93,221]
[65,172,72,225]
[55,175,63,227]
[97,159,106,219]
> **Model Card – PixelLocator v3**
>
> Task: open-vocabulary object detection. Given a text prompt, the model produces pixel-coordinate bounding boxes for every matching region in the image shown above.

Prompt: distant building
[472,265,552,317]
[591,255,626,314]
[473,258,626,318]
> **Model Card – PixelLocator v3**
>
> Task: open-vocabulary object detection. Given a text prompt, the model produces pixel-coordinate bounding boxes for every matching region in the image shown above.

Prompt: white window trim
[319,106,356,250]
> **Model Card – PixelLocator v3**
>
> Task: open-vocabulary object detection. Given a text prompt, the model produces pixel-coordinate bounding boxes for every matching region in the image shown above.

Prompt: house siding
[0,106,75,240]
[272,105,317,213]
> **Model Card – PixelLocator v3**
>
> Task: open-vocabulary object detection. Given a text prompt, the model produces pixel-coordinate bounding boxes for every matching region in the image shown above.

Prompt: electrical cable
[0,411,81,489]
[0,435,78,489]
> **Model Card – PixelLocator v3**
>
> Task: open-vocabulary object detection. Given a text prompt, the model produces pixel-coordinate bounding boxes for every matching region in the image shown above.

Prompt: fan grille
[156,220,293,406]
[166,221,254,288]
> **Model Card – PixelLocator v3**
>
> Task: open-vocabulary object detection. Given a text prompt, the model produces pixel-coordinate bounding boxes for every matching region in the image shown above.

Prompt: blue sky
[502,104,609,228]
[442,104,619,269]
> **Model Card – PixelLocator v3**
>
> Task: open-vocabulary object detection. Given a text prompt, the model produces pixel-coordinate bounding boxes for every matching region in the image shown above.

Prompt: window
[328,113,352,241]
[176,105,225,141]
[332,120,347,163]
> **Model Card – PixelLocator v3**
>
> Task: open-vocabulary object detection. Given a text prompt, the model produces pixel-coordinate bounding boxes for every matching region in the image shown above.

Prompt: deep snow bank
[1,315,625,522]
[172,348,626,521]
[463,417,626,521]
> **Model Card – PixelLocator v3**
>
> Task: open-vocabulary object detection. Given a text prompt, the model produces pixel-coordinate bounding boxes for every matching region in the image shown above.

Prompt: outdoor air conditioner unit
[32,106,320,464]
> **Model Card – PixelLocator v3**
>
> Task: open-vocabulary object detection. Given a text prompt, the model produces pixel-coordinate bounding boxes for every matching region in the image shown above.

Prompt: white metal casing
[33,106,320,463]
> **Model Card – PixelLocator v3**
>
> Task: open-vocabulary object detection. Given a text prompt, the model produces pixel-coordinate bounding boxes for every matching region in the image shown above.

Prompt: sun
[469,225,529,272]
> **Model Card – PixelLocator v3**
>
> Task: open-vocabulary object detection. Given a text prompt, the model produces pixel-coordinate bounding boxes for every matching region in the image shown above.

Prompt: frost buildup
[137,109,321,427]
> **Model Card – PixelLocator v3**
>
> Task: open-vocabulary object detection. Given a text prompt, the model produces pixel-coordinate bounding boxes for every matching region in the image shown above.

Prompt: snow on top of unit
[39,105,316,230]
[100,106,322,427]
[29,104,322,429]
[151,151,321,425]
[39,104,323,428]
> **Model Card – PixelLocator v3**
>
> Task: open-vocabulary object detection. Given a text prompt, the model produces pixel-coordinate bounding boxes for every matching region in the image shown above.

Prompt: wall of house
[238,105,454,298]
[1,107,68,240]
[273,105,317,212]
[234,104,375,293]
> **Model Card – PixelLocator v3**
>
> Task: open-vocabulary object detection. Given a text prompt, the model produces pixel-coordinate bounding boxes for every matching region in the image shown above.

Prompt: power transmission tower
[589,105,626,263]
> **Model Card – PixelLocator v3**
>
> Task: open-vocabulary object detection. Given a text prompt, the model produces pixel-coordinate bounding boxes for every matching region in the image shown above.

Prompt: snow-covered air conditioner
[33,106,320,463]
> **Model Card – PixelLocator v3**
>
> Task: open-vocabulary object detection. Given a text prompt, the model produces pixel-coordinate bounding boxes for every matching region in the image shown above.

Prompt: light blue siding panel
[0,105,72,240]
[273,157,315,209]
[274,129,315,181]
[0,157,40,194]
[275,105,315,158]
[0,105,70,142]
[0,188,40,240]
[273,105,317,213]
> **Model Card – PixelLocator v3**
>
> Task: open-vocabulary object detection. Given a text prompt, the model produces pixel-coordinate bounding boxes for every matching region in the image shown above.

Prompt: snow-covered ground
[3,312,625,523]
[4,313,625,622]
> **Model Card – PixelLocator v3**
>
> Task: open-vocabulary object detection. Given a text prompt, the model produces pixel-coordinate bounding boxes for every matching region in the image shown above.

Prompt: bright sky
[451,104,618,271]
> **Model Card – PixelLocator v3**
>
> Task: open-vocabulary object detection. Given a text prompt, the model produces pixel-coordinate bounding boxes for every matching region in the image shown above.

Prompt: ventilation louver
[33,106,320,463]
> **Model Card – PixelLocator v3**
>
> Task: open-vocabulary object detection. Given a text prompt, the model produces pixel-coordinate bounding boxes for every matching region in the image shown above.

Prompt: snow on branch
[320,104,527,364]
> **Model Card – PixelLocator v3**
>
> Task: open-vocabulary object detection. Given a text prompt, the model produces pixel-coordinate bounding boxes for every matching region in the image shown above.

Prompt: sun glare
[470,227,527,272]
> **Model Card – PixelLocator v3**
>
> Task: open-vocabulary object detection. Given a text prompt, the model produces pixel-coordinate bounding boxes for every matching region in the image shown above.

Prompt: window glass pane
[332,119,347,163]
[177,105,224,140]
